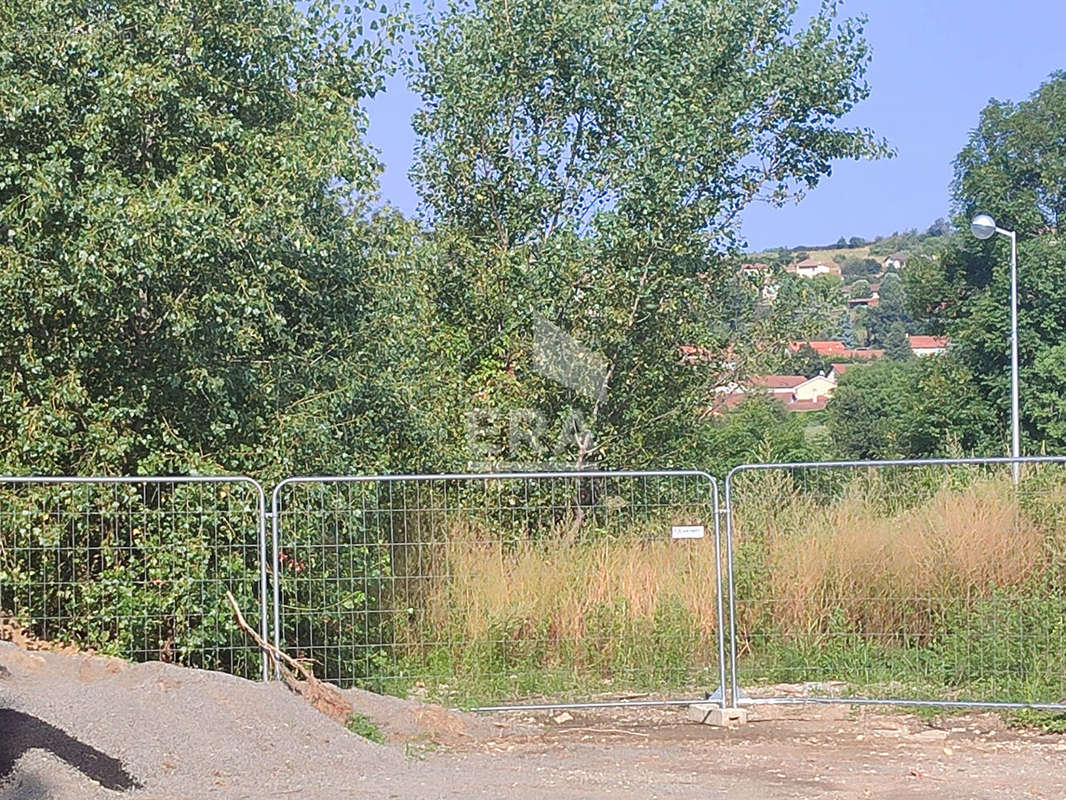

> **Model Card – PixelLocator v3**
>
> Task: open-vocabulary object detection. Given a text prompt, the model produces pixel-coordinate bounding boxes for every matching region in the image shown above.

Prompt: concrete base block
[686,704,749,728]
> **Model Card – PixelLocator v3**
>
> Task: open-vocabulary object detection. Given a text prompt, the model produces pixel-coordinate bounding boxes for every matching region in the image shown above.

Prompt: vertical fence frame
[0,475,270,680]
[724,455,1066,712]
[270,469,727,710]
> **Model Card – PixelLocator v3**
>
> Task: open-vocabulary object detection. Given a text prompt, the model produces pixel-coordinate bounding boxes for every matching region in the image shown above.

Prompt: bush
[0,480,264,678]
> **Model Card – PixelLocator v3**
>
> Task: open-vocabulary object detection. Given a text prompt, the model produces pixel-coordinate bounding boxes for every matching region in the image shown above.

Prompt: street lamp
[971,213,1020,482]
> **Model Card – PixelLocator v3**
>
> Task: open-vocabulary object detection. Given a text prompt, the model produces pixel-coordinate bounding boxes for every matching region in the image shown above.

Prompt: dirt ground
[2,640,1066,799]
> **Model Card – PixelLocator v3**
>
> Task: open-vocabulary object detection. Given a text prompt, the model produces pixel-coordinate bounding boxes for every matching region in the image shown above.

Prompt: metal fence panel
[271,470,724,709]
[724,456,1066,712]
[0,476,269,680]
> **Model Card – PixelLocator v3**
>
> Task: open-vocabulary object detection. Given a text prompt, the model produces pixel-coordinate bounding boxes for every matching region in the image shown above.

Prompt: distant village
[707,230,951,415]
[711,335,948,415]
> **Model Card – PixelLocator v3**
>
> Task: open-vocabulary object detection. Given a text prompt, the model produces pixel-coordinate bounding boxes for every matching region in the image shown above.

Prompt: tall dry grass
[758,478,1047,638]
[395,517,721,669]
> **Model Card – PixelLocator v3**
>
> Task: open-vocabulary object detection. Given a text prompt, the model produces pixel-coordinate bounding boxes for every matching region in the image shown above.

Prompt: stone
[686,704,748,728]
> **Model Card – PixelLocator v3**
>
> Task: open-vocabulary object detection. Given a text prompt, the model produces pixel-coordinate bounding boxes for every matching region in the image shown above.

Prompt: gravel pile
[0,641,417,799]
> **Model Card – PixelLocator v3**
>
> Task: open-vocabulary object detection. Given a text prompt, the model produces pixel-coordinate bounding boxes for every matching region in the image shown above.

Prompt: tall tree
[411,0,888,468]
[953,71,1066,236]
[906,72,1066,452]
[828,358,995,459]
[883,321,913,361]
[0,0,420,475]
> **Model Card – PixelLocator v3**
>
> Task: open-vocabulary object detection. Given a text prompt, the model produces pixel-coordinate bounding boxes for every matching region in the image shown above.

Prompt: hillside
[748,223,953,269]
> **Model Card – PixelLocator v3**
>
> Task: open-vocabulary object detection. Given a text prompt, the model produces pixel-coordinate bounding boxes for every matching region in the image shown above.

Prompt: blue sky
[363,0,1066,252]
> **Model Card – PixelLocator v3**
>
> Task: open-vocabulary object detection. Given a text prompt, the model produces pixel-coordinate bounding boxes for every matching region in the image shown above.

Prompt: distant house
[847,294,880,308]
[752,375,807,397]
[908,335,949,356]
[793,375,836,403]
[790,340,848,358]
[883,253,906,271]
[849,348,884,360]
[711,371,836,414]
[790,257,839,278]
[786,397,829,412]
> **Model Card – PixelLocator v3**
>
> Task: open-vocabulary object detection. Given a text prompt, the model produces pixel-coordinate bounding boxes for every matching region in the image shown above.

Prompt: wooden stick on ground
[225,591,352,724]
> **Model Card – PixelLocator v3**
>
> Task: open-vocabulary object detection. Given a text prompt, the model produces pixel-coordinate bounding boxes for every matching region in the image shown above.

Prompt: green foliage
[410,0,887,469]
[772,272,848,342]
[345,713,386,743]
[0,481,264,677]
[849,279,872,299]
[883,321,912,362]
[0,0,423,478]
[706,395,822,477]
[783,344,830,380]
[953,71,1066,234]
[841,257,880,280]
[0,0,449,679]
[827,357,995,459]
[878,272,905,316]
[904,73,1066,454]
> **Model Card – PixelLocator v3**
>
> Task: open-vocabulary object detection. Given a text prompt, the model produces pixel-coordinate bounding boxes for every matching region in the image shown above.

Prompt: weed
[345,713,385,744]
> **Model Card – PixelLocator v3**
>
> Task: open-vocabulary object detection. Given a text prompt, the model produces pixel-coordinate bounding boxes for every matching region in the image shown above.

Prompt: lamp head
[971,213,997,240]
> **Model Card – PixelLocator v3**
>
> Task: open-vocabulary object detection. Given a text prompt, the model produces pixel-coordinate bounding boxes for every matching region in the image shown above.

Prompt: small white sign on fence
[671,525,705,540]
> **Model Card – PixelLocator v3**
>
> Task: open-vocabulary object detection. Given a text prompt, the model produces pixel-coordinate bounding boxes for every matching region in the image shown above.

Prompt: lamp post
[971,213,1019,482]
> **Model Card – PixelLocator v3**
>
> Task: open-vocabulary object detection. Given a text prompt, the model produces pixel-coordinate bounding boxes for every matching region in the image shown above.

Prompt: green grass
[345,712,385,743]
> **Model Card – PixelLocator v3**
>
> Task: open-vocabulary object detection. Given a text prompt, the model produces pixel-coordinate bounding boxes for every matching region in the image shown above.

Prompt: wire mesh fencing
[0,477,269,680]
[271,470,724,707]
[724,456,1066,712]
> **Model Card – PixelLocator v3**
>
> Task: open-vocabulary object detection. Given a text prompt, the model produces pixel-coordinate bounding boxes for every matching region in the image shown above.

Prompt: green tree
[849,279,872,299]
[908,72,1066,452]
[0,0,420,476]
[954,71,1066,234]
[0,0,459,677]
[883,321,913,361]
[828,357,994,459]
[706,394,821,477]
[841,256,880,280]
[410,0,887,468]
[878,272,906,316]
[784,345,830,380]
[861,273,909,348]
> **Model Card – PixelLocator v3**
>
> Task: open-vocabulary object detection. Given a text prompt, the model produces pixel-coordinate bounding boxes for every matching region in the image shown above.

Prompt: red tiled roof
[706,390,747,416]
[789,340,848,356]
[907,335,949,349]
[791,341,884,360]
[847,296,880,307]
[849,348,884,359]
[754,374,807,389]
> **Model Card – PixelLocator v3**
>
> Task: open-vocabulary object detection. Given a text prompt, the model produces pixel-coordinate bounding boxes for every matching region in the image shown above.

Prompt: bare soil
[2,641,1065,799]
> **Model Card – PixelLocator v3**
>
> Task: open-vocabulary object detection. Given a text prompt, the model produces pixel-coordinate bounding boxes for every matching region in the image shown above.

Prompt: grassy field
[372,465,1066,719]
